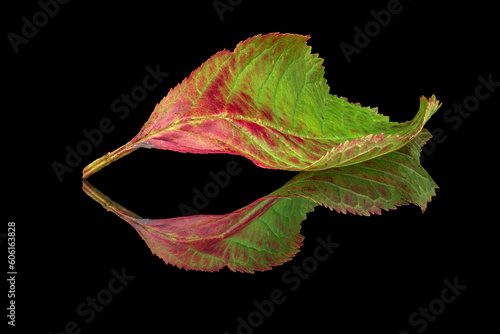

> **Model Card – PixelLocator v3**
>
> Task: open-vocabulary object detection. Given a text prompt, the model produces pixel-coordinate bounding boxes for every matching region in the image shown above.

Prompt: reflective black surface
[5,1,497,333]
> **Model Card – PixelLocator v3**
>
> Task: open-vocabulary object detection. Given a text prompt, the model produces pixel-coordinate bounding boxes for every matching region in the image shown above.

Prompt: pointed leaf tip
[421,94,442,123]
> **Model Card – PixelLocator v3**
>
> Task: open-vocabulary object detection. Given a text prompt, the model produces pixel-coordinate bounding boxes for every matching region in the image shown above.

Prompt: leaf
[82,131,437,272]
[84,182,315,273]
[82,32,441,179]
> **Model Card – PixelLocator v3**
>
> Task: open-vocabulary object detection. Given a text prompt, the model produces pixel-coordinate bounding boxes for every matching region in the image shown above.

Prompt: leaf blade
[82,33,441,178]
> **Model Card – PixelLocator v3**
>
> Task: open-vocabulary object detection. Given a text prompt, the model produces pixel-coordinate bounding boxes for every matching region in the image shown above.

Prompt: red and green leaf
[82,33,441,178]
[82,131,438,272]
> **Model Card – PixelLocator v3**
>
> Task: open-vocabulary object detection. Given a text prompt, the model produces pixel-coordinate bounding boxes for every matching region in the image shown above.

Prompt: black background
[4,0,498,333]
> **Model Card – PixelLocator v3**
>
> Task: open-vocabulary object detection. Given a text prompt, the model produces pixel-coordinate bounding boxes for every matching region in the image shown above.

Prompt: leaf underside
[83,131,438,273]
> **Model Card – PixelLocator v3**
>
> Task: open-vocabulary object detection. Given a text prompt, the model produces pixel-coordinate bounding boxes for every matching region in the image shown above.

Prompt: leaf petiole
[82,144,140,179]
[82,180,143,220]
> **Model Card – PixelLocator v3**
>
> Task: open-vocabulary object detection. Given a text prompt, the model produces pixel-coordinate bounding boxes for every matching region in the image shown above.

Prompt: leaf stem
[82,180,142,220]
[82,144,140,179]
